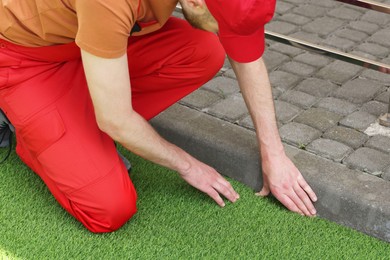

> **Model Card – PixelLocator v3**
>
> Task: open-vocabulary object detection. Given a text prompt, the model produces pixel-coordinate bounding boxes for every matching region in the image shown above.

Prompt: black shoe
[0,110,14,163]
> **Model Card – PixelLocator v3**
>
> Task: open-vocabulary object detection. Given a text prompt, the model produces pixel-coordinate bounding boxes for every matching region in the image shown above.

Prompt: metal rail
[335,0,390,13]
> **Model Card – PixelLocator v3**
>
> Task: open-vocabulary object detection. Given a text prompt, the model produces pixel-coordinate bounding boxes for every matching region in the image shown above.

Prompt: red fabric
[0,17,225,232]
[205,0,276,63]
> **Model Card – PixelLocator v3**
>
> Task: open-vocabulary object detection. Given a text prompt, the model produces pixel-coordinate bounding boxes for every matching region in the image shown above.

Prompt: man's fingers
[277,195,304,216]
[298,176,317,202]
[206,188,226,207]
[213,180,239,203]
[293,184,316,216]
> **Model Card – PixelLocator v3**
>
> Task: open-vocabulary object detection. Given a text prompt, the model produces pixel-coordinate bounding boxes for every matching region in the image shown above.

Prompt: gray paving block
[327,6,362,20]
[293,53,331,68]
[269,71,301,92]
[361,101,387,117]
[280,61,317,77]
[356,43,389,58]
[324,126,369,149]
[365,135,390,154]
[333,78,384,104]
[292,151,390,242]
[348,20,380,34]
[361,70,390,85]
[339,111,377,132]
[323,36,355,52]
[312,0,340,8]
[275,1,295,14]
[315,97,357,116]
[368,29,390,48]
[293,5,328,18]
[279,90,317,109]
[263,50,290,71]
[269,43,304,57]
[279,122,322,146]
[334,29,368,42]
[223,69,236,79]
[288,31,323,45]
[274,100,302,123]
[266,21,298,35]
[207,94,248,122]
[238,115,255,130]
[294,107,343,132]
[375,90,390,103]
[316,60,362,84]
[277,13,311,26]
[361,10,390,26]
[382,166,390,181]
[180,89,221,110]
[344,147,390,174]
[202,76,240,96]
[303,17,344,36]
[295,78,338,98]
[306,138,353,162]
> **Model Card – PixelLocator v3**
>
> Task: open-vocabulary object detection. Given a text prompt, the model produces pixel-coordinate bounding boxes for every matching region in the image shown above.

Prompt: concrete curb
[151,103,390,243]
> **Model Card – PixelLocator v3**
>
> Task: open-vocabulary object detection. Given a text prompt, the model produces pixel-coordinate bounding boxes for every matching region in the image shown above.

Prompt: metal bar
[265,31,390,74]
[335,0,390,14]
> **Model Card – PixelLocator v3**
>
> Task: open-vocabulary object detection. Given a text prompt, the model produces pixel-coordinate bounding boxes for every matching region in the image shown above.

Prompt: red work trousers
[0,18,225,232]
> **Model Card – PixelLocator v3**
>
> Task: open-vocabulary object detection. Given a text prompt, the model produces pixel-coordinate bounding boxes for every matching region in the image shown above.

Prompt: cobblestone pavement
[178,0,390,181]
[165,1,390,241]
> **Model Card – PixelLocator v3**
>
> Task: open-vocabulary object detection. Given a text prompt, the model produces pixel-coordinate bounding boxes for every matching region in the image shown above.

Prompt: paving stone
[368,29,390,48]
[274,100,302,123]
[263,50,290,71]
[285,0,309,4]
[269,71,301,92]
[295,78,338,97]
[360,70,390,85]
[278,13,312,26]
[382,166,390,181]
[272,88,283,99]
[266,21,298,35]
[316,60,362,84]
[356,43,389,59]
[280,61,316,77]
[294,107,343,132]
[279,122,322,146]
[365,135,390,154]
[303,17,344,36]
[327,6,362,20]
[288,31,324,45]
[293,53,331,68]
[207,94,248,122]
[306,138,353,162]
[223,69,236,79]
[279,90,317,109]
[333,78,384,104]
[275,1,295,14]
[360,101,387,117]
[269,43,304,58]
[312,0,340,8]
[293,5,328,18]
[202,77,240,96]
[375,90,390,103]
[238,115,255,130]
[180,89,221,109]
[348,20,380,34]
[334,29,368,42]
[323,36,355,52]
[315,97,357,116]
[324,126,369,149]
[339,111,377,131]
[361,10,390,26]
[344,147,390,174]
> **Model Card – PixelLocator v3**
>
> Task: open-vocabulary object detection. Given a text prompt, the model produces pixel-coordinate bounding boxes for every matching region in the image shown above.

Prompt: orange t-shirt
[0,0,177,58]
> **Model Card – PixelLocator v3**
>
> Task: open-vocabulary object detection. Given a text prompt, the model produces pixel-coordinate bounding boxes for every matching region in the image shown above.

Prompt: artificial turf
[0,146,389,259]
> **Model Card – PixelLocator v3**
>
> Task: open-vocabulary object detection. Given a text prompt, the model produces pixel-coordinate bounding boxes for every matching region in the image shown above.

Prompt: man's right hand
[178,158,240,207]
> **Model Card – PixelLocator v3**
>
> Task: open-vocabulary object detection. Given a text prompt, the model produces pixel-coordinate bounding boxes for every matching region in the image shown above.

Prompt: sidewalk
[155,0,390,242]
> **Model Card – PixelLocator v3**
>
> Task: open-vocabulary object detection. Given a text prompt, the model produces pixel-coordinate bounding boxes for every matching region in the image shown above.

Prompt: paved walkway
[154,0,390,242]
